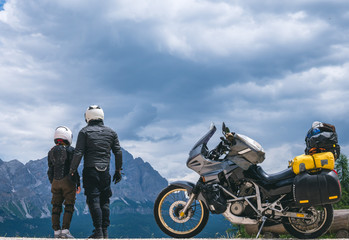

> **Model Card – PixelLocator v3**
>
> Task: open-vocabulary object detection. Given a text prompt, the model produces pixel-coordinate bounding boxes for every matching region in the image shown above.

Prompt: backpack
[305,121,340,159]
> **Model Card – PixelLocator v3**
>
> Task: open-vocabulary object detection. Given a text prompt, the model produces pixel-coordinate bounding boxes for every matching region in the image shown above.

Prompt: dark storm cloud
[1,0,349,180]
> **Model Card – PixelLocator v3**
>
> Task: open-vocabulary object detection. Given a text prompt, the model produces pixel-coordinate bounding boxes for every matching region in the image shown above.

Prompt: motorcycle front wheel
[154,185,209,238]
[282,204,333,239]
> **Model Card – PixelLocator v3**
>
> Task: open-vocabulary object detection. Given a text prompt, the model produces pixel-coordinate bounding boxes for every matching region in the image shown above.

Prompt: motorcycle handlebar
[207,129,235,161]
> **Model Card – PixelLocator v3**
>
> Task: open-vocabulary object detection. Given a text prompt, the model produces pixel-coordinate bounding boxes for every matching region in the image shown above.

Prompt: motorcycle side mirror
[222,122,230,134]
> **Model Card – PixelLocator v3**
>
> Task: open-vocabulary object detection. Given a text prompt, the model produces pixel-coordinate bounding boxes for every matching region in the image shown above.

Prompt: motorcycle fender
[170,181,195,193]
[170,181,209,208]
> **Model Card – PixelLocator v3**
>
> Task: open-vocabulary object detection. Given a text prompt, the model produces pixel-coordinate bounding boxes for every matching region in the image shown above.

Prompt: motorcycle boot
[88,228,103,239]
[102,228,108,239]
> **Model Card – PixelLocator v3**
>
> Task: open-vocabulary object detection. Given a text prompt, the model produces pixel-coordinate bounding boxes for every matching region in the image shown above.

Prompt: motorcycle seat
[255,166,295,184]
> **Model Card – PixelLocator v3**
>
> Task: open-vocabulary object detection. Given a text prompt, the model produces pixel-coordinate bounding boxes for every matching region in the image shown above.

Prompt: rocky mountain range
[0,148,168,221]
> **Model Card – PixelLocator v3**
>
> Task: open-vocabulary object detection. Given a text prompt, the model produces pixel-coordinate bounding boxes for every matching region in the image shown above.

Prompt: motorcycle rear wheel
[282,204,333,239]
[154,185,209,238]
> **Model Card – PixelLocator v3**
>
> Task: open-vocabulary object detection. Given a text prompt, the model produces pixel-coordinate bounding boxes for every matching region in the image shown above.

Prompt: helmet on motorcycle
[305,121,340,158]
[54,126,73,145]
[85,105,104,123]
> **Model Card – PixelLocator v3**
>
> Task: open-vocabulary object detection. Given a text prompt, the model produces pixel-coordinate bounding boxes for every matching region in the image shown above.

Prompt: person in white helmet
[48,126,81,238]
[69,105,122,239]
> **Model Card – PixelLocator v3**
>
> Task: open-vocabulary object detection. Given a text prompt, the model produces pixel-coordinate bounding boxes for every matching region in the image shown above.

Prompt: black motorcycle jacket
[47,145,80,186]
[69,120,122,173]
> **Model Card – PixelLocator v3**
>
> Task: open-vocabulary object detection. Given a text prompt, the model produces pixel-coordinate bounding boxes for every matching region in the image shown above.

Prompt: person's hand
[113,170,122,184]
[76,186,81,194]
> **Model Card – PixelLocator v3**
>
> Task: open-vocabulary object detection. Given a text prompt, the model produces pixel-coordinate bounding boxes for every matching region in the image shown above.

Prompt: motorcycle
[154,123,341,239]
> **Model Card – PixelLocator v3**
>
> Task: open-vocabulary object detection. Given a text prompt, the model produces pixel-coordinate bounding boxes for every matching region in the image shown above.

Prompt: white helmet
[85,105,104,123]
[54,126,73,145]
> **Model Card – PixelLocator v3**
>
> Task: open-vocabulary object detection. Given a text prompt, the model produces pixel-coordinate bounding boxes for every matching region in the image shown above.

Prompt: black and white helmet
[54,126,73,145]
[305,121,340,158]
[85,105,104,123]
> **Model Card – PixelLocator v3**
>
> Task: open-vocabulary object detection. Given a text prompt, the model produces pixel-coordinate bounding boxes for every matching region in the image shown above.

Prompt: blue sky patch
[0,0,5,10]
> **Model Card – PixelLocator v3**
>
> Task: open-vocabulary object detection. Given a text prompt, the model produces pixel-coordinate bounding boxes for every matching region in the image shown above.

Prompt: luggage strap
[311,155,317,170]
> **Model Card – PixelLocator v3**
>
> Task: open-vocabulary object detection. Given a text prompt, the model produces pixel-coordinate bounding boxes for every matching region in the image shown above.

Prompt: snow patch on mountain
[40,204,51,218]
[121,198,129,206]
[20,200,33,219]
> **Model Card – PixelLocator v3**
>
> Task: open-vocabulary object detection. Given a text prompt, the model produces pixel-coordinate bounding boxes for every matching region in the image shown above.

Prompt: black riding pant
[83,167,112,229]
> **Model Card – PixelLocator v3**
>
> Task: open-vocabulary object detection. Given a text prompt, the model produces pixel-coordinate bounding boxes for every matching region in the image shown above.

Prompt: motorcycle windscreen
[293,170,341,207]
[190,125,216,152]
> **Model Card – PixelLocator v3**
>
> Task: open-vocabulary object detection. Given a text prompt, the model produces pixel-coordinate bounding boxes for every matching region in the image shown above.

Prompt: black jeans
[83,167,112,229]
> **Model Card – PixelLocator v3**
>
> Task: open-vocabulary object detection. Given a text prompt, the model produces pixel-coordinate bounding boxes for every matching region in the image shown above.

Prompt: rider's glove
[113,170,122,184]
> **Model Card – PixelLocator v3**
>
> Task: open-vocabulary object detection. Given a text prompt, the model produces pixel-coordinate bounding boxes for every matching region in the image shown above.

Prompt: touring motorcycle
[154,123,341,238]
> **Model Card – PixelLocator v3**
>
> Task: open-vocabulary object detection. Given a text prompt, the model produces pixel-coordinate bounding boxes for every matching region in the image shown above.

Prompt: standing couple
[47,105,123,238]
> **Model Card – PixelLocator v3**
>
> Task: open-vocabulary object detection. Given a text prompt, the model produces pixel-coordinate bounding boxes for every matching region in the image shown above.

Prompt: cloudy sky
[1,0,349,182]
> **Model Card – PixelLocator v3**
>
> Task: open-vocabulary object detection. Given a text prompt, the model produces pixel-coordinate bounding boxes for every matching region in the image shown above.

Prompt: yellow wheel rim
[158,188,205,235]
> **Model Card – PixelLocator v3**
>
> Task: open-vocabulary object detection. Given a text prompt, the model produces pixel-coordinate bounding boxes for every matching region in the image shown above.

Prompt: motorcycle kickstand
[256,216,267,239]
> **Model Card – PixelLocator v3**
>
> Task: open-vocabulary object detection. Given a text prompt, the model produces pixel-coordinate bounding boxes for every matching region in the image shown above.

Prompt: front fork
[179,193,196,218]
[178,181,203,218]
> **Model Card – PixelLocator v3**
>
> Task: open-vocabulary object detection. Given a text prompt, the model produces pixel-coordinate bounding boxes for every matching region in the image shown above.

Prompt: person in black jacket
[48,126,81,238]
[69,105,123,239]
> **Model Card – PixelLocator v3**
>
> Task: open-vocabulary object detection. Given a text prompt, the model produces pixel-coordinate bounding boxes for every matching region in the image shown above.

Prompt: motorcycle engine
[230,201,245,215]
[230,181,256,216]
[239,181,255,196]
